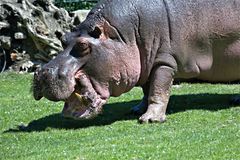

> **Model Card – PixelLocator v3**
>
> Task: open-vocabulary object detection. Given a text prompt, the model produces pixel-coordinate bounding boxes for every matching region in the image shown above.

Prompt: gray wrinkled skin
[33,0,240,123]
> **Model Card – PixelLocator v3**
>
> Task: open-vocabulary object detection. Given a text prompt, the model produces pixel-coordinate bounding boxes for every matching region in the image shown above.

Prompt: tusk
[74,92,83,100]
[74,92,89,106]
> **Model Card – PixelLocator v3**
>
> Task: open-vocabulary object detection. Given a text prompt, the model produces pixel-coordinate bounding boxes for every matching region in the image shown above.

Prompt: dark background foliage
[54,0,98,11]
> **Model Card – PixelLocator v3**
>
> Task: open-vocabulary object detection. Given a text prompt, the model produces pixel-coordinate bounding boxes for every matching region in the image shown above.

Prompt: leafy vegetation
[54,0,98,11]
[0,72,239,159]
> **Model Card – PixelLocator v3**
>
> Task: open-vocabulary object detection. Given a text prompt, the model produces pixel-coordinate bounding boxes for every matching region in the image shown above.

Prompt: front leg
[131,82,149,115]
[139,66,174,123]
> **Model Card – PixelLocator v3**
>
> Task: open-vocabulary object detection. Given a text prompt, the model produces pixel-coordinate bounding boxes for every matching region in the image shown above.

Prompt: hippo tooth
[74,92,89,106]
[74,92,83,101]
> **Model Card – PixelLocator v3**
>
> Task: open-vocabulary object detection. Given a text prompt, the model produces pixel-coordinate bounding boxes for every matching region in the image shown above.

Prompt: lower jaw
[61,109,98,120]
[61,97,100,120]
[60,82,106,120]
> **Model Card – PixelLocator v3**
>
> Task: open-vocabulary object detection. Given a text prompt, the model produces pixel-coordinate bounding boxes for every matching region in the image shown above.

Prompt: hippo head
[33,14,141,119]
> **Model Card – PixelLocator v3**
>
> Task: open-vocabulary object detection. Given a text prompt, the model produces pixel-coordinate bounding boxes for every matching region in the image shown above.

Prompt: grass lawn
[0,72,239,160]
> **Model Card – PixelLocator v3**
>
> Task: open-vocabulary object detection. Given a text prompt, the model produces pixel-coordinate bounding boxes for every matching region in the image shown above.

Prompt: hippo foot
[131,96,148,115]
[139,109,166,123]
[230,96,240,105]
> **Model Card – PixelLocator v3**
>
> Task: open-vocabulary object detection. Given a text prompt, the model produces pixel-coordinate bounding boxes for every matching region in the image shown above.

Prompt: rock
[0,22,10,29]
[14,32,26,40]
[0,36,11,49]
[0,0,77,72]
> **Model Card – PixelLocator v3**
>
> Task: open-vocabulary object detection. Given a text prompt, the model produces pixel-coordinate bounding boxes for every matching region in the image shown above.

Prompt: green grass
[0,72,240,160]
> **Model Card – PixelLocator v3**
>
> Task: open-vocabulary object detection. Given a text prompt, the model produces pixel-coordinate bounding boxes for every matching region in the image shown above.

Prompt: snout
[33,65,76,101]
[32,45,87,102]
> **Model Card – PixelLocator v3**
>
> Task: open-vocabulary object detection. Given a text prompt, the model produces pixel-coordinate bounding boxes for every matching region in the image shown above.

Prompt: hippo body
[33,0,240,123]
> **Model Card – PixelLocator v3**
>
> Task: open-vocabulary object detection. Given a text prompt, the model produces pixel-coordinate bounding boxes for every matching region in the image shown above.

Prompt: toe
[138,114,150,124]
[138,113,166,124]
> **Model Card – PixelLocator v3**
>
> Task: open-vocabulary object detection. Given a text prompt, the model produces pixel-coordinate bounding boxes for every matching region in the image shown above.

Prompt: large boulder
[0,0,84,72]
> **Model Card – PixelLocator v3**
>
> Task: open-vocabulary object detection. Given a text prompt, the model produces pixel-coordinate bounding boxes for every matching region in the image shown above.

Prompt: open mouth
[62,92,92,119]
[33,68,107,120]
[61,70,105,120]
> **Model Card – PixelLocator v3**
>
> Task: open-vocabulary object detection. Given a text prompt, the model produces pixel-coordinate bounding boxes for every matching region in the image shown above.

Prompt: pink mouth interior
[61,70,87,119]
[62,91,89,119]
[62,70,100,119]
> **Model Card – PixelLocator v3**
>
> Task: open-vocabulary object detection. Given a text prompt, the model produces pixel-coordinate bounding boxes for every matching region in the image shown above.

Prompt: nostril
[58,68,68,79]
[37,67,58,82]
[41,67,58,76]
[47,68,55,75]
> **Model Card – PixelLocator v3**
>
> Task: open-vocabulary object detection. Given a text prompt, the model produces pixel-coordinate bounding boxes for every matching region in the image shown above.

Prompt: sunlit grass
[0,72,239,160]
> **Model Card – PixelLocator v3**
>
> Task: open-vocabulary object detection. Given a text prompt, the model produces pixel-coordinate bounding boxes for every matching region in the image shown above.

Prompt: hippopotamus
[33,0,240,123]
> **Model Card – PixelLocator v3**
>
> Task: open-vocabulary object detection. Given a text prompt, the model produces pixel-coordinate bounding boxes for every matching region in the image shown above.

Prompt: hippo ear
[88,22,123,42]
[89,26,102,39]
[103,21,123,42]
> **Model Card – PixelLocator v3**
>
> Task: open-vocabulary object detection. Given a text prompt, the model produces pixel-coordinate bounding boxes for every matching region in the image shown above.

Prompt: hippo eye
[70,40,90,58]
[89,27,102,38]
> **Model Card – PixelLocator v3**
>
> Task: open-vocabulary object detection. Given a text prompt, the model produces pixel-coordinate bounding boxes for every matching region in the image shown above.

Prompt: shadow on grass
[4,93,239,133]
